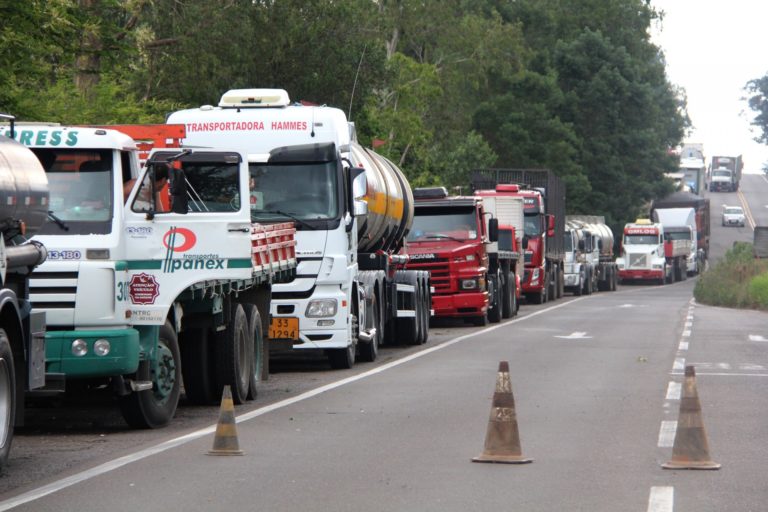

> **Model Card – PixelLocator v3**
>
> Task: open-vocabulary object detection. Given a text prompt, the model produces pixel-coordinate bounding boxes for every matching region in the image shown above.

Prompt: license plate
[269,317,299,340]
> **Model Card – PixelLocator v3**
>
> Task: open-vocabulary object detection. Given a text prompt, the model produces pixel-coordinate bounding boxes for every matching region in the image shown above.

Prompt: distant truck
[474,187,524,317]
[565,215,618,293]
[617,219,690,284]
[564,219,595,295]
[472,170,565,304]
[678,143,706,195]
[0,117,49,471]
[406,187,501,326]
[651,207,703,275]
[709,155,743,192]
[650,191,710,261]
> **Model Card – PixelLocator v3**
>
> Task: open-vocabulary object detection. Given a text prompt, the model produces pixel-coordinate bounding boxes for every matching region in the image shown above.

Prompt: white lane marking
[648,486,674,512]
[749,334,768,342]
[686,315,693,321]
[0,297,586,511]
[673,357,685,371]
[684,321,692,328]
[658,421,678,447]
[681,330,691,337]
[678,341,689,351]
[670,372,768,377]
[665,381,681,400]
[554,331,592,339]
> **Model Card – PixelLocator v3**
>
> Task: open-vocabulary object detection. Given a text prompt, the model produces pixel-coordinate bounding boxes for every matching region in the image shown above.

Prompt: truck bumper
[45,328,141,377]
[563,273,581,288]
[431,292,487,318]
[618,269,663,281]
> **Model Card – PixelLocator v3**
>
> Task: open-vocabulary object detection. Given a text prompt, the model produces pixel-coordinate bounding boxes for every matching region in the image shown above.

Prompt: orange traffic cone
[207,385,244,456]
[472,361,532,464]
[662,366,720,470]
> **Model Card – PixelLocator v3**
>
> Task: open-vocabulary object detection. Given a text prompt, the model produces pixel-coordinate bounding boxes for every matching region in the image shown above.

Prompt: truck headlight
[652,264,663,269]
[306,299,338,318]
[71,339,88,357]
[460,279,479,290]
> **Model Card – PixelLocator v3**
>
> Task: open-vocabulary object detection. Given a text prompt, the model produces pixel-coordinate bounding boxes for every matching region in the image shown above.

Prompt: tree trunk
[75,0,101,96]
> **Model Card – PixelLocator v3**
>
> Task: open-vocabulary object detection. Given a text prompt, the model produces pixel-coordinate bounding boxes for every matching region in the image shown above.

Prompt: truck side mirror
[546,214,555,237]
[488,217,499,242]
[350,167,367,200]
[578,240,585,251]
[169,166,188,214]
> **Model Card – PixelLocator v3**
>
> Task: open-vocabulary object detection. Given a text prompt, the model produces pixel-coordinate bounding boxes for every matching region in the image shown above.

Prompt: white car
[722,205,746,227]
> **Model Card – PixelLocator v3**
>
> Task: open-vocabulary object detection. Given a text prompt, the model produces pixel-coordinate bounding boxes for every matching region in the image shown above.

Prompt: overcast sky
[650,0,768,172]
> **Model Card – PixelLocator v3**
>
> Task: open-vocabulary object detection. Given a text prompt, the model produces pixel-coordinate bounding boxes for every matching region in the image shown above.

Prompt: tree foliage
[0,0,689,227]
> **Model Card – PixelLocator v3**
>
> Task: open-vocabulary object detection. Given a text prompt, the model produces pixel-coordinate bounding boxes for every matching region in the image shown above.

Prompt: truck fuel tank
[0,134,50,238]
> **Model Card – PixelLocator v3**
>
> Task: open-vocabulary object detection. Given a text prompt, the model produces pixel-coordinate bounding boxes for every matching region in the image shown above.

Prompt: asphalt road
[0,177,767,511]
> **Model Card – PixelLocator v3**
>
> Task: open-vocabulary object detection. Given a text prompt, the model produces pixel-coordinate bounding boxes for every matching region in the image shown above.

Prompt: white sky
[650,0,768,172]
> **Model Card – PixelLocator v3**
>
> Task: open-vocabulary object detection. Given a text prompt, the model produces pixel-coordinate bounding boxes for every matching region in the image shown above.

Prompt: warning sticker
[129,273,160,305]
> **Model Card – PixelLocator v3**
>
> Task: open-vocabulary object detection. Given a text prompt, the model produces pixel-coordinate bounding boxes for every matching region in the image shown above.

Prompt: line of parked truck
[0,87,711,472]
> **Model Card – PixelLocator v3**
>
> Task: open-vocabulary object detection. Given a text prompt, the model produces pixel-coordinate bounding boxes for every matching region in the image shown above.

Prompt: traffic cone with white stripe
[208,385,244,456]
[472,361,532,464]
[662,365,720,470]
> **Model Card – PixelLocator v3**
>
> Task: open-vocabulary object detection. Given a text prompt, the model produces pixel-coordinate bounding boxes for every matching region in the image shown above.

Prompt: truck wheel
[488,273,501,323]
[0,331,16,471]
[396,272,419,345]
[584,270,593,295]
[180,327,217,405]
[244,305,264,400]
[119,321,181,429]
[215,304,251,405]
[557,268,564,298]
[328,344,355,369]
[501,269,513,319]
[418,274,431,343]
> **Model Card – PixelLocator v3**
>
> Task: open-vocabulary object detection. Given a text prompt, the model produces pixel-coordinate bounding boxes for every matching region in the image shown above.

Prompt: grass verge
[694,242,768,309]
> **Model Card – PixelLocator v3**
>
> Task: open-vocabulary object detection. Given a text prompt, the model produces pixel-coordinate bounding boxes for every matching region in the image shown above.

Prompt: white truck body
[1,123,297,427]
[652,207,699,275]
[167,89,429,368]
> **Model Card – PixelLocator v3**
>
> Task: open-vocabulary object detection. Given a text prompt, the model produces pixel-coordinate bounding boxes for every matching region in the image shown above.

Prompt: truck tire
[557,268,564,298]
[119,321,181,429]
[327,344,355,369]
[501,267,514,319]
[180,326,217,405]
[471,312,489,327]
[244,304,265,400]
[396,272,419,345]
[215,304,251,405]
[488,273,502,323]
[584,269,593,295]
[0,331,16,471]
[417,273,431,343]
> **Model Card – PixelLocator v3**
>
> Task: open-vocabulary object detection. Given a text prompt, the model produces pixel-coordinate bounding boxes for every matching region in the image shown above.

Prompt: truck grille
[628,253,648,268]
[407,258,451,293]
[28,271,78,310]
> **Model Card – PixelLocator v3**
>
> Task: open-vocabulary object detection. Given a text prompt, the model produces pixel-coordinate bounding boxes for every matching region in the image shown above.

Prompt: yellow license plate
[269,317,299,340]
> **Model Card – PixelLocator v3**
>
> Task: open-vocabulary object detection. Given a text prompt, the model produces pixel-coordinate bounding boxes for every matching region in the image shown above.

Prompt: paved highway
[0,177,767,511]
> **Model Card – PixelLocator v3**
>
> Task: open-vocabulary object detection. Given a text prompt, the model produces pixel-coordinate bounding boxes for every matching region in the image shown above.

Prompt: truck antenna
[348,44,367,120]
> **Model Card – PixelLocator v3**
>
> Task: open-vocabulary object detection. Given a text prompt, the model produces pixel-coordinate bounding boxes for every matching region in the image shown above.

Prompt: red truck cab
[404,187,497,326]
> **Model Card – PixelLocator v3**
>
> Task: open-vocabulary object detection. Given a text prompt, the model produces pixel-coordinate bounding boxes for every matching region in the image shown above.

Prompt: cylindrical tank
[566,215,615,258]
[349,142,414,253]
[0,135,50,237]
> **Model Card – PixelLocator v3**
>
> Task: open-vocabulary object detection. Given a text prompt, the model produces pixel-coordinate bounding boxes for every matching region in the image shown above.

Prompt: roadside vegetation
[694,242,768,309]
[1,0,687,233]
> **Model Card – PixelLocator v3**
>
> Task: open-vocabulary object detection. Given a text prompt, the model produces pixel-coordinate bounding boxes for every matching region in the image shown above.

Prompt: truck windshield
[408,207,478,241]
[524,213,542,237]
[665,231,691,241]
[248,162,338,221]
[33,148,113,235]
[713,170,731,177]
[624,234,660,245]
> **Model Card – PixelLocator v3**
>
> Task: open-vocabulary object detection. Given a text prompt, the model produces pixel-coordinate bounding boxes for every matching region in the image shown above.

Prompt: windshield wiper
[424,234,465,243]
[256,210,317,230]
[48,211,70,231]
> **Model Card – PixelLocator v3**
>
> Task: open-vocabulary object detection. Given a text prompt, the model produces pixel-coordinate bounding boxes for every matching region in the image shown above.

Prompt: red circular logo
[163,228,197,252]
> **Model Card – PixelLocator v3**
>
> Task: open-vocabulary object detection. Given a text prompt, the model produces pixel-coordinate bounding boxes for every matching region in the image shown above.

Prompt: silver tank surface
[0,135,50,237]
[349,142,414,253]
[566,215,615,258]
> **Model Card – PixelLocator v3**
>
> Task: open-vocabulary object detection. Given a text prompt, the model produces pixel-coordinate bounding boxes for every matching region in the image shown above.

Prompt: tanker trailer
[166,88,430,369]
[567,215,618,292]
[0,116,48,472]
